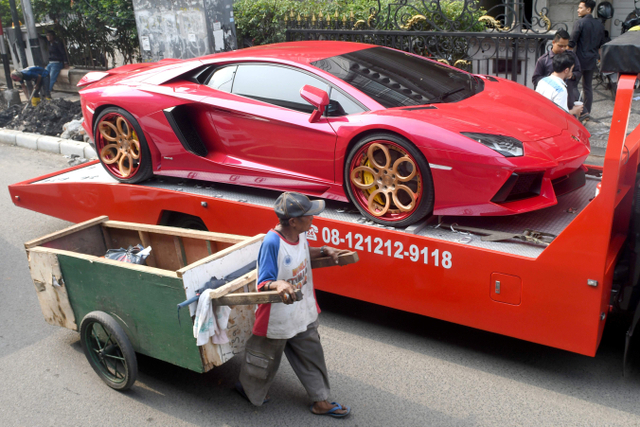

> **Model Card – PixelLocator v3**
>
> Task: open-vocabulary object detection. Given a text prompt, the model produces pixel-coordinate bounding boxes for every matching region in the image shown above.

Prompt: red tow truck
[8,38,640,364]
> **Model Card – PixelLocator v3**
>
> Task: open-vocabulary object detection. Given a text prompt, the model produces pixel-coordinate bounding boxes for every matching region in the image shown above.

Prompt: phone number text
[320,227,452,268]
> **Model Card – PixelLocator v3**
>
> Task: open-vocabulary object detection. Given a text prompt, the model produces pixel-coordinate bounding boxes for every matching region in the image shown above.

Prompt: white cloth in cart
[193,289,231,346]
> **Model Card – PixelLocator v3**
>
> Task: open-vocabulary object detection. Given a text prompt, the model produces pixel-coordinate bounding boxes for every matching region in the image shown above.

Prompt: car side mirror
[300,85,329,123]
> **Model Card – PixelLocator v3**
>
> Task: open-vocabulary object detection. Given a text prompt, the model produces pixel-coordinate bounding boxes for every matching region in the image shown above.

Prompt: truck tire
[80,311,138,391]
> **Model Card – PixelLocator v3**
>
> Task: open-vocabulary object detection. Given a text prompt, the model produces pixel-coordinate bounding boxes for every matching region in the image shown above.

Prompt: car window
[207,65,237,92]
[311,46,480,108]
[327,88,365,117]
[232,64,329,114]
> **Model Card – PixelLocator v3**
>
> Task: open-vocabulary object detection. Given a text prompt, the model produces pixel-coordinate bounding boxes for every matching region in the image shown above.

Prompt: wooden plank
[207,270,257,299]
[211,289,302,306]
[149,233,183,271]
[311,251,359,269]
[25,215,109,249]
[138,231,157,267]
[177,234,265,277]
[27,246,180,278]
[27,224,107,257]
[27,250,77,330]
[174,236,187,268]
[106,227,142,251]
[104,220,247,243]
[182,237,211,266]
[101,225,112,249]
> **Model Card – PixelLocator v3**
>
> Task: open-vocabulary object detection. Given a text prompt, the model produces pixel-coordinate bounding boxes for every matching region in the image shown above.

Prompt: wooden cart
[25,216,357,390]
[25,216,265,390]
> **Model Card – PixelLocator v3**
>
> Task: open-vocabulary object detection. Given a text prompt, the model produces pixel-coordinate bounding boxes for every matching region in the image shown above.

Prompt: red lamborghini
[79,41,590,227]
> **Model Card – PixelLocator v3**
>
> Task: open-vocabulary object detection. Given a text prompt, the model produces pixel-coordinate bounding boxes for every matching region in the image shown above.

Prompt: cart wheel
[80,311,138,391]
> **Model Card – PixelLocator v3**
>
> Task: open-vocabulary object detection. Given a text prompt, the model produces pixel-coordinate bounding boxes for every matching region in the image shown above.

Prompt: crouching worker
[10,66,51,107]
[236,191,351,418]
[535,52,583,118]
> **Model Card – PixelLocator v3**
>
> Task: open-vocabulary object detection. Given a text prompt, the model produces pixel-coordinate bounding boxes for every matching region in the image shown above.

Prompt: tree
[31,0,139,67]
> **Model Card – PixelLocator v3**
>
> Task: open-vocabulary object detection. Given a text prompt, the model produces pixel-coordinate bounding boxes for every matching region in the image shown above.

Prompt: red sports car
[79,41,590,227]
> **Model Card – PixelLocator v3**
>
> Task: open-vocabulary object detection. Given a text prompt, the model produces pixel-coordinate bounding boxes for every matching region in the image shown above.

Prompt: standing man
[571,0,605,121]
[10,66,51,106]
[532,30,582,110]
[236,191,351,418]
[536,52,584,118]
[45,30,67,93]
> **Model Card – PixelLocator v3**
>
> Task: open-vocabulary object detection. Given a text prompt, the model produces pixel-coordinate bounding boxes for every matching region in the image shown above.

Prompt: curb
[0,127,96,159]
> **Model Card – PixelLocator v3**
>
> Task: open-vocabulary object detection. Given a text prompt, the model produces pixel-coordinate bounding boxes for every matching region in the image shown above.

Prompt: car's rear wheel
[94,107,152,183]
[345,133,434,227]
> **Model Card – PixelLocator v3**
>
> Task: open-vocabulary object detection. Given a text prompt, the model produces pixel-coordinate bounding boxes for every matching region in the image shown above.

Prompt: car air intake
[163,105,208,157]
[491,172,544,203]
[551,167,586,197]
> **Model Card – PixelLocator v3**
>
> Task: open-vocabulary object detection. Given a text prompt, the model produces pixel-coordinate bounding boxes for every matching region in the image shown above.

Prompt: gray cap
[274,192,325,219]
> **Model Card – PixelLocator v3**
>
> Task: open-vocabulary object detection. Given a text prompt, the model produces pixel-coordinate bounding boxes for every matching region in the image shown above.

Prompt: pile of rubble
[0,98,84,139]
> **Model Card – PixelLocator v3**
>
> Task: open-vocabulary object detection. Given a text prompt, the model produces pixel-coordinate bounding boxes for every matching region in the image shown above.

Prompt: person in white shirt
[535,52,584,118]
[236,192,351,418]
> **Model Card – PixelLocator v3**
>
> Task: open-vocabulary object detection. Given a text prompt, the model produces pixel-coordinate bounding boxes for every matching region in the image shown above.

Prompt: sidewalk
[0,89,96,159]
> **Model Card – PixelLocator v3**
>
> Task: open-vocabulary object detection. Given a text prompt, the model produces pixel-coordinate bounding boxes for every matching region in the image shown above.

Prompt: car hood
[391,79,572,142]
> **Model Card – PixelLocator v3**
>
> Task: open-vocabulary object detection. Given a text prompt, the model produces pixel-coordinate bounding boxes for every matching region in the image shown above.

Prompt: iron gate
[285,0,568,88]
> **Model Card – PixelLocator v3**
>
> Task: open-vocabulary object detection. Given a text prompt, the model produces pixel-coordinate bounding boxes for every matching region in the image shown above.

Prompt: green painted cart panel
[58,255,205,373]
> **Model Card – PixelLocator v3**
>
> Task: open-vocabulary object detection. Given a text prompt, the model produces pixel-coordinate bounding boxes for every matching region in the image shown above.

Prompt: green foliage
[432,0,487,32]
[32,0,139,67]
[234,0,487,47]
[0,1,19,29]
[233,0,297,46]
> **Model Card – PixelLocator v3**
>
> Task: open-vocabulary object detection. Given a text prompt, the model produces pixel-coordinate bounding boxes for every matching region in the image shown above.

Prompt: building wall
[549,0,636,38]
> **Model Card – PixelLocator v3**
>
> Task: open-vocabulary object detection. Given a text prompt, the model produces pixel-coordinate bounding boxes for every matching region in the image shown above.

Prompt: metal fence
[285,0,567,88]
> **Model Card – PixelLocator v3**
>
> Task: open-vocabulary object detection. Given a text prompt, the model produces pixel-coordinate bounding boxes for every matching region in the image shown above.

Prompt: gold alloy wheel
[98,115,141,178]
[350,142,420,217]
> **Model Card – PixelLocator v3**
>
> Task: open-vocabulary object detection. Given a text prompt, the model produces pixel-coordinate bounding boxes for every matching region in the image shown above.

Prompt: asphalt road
[3,144,640,427]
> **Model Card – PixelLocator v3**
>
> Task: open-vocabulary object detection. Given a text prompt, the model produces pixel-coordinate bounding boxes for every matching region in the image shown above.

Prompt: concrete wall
[0,66,89,93]
[132,0,237,63]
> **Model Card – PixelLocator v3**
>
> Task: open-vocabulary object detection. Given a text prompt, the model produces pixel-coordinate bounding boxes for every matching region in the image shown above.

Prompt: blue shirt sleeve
[257,231,280,289]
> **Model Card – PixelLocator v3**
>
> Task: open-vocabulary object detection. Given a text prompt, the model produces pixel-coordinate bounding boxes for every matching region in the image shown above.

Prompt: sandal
[310,402,351,418]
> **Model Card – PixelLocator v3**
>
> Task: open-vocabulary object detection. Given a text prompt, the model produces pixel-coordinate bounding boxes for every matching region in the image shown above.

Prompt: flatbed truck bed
[9,74,640,360]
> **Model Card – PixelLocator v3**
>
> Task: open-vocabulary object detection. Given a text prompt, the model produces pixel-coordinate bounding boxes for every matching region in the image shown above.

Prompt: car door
[201,63,338,185]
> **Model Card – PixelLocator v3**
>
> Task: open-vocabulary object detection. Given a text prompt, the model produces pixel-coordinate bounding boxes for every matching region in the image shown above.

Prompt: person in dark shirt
[45,30,67,92]
[571,0,605,121]
[10,66,51,106]
[532,30,582,110]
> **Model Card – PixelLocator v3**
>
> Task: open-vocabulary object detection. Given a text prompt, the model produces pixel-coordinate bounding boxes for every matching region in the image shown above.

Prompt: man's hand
[272,280,298,304]
[311,245,350,264]
[323,246,349,264]
[570,104,584,117]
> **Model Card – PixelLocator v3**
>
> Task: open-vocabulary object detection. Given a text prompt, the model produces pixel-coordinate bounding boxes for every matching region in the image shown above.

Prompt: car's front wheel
[94,107,152,184]
[345,133,434,227]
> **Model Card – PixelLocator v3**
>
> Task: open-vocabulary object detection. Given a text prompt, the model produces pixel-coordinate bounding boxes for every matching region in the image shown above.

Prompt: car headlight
[461,132,524,157]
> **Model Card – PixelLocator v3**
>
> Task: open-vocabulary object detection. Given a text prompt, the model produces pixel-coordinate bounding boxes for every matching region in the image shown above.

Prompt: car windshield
[311,47,480,108]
